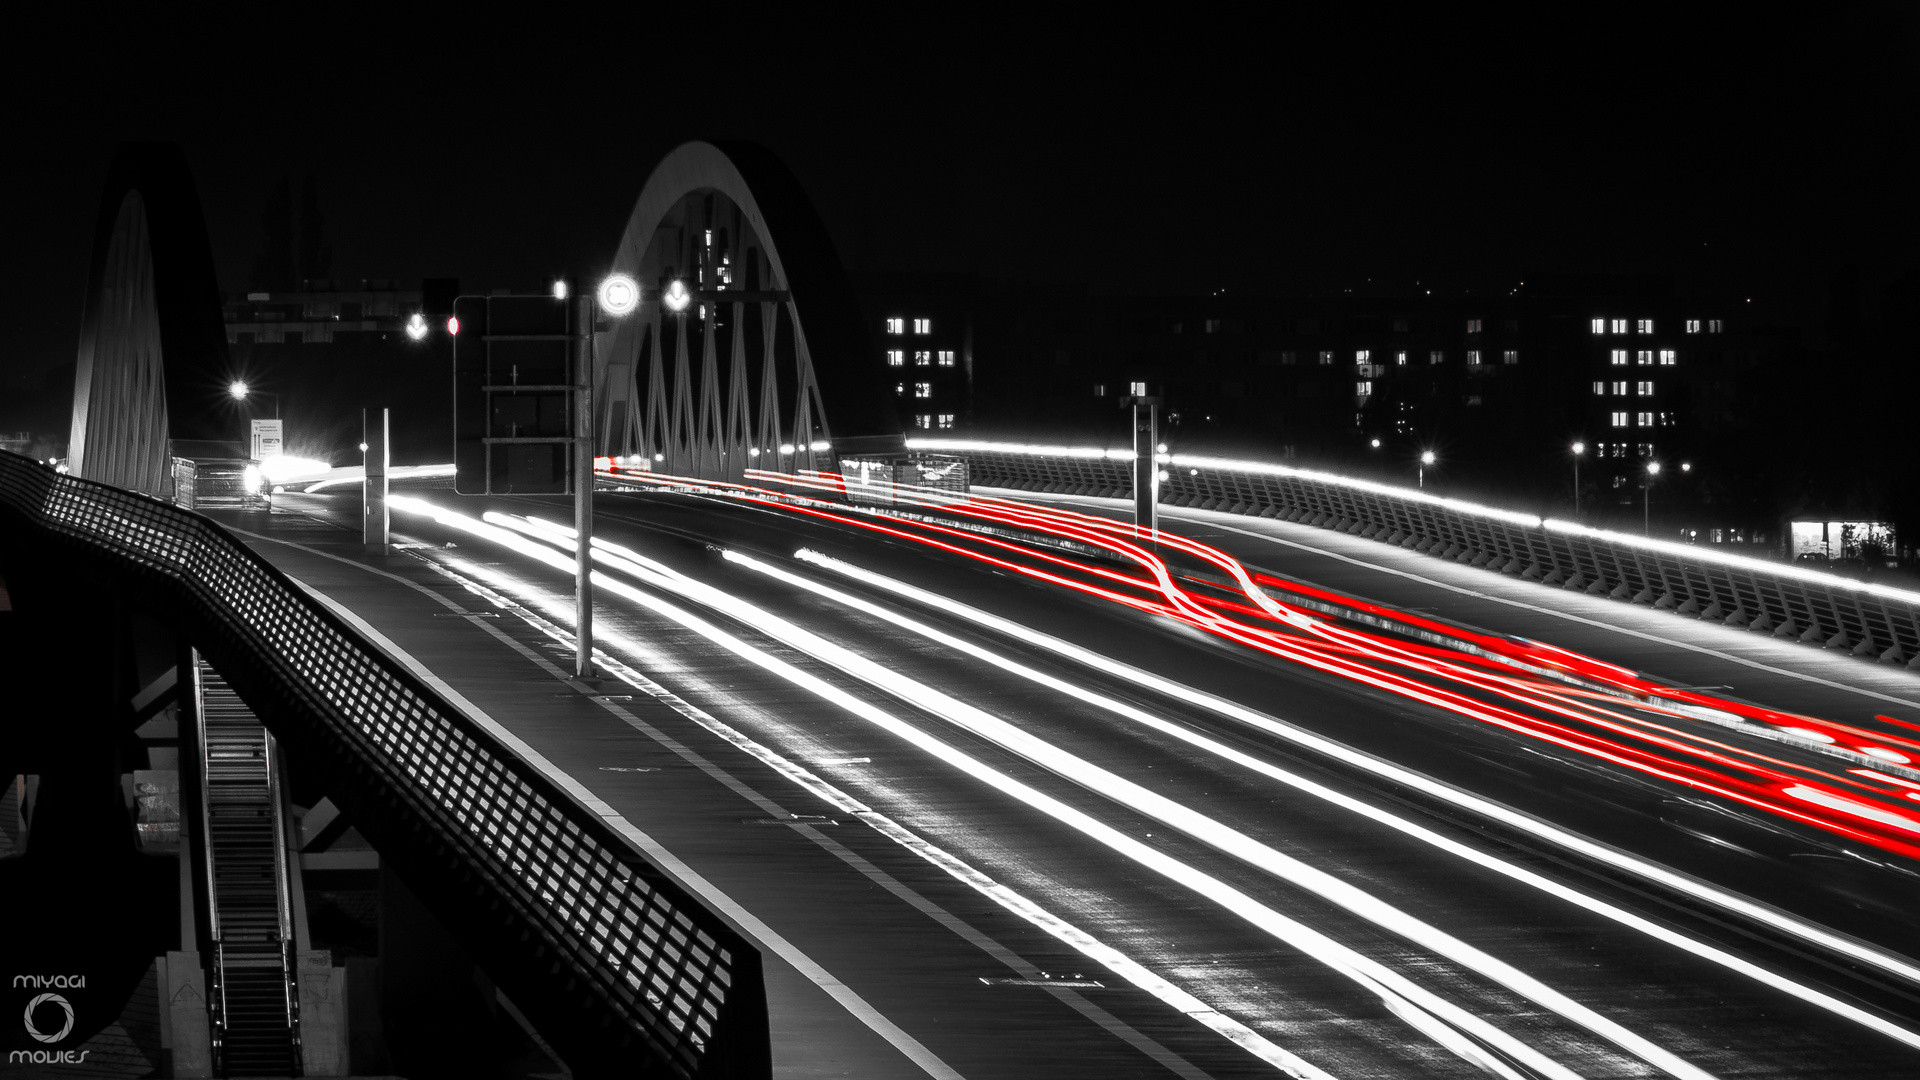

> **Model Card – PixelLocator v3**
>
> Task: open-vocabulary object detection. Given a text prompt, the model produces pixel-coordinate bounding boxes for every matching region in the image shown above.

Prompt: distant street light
[1369,438,1381,448]
[662,278,692,313]
[1418,449,1436,490]
[1571,441,1586,516]
[1645,460,1662,536]
[597,273,640,316]
[228,381,280,418]
[405,312,429,341]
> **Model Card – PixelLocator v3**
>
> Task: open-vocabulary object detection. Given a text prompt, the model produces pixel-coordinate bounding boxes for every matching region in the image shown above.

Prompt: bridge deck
[212,502,1203,1080]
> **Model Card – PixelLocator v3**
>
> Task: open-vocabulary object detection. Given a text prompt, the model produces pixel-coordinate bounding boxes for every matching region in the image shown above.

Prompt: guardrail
[906,439,1920,669]
[0,450,768,1079]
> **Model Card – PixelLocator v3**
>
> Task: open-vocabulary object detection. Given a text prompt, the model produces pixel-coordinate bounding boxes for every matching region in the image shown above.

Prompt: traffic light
[451,294,580,495]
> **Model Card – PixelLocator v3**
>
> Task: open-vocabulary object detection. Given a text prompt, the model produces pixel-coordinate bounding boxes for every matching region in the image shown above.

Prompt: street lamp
[228,381,280,418]
[1644,460,1662,536]
[597,273,640,316]
[1418,449,1436,490]
[1571,441,1586,516]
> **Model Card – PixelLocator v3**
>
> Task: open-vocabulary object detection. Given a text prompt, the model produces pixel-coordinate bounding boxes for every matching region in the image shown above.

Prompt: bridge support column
[363,408,388,557]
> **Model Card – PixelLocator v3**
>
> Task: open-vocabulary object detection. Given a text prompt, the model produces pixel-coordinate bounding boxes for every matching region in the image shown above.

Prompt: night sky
[4,9,1912,416]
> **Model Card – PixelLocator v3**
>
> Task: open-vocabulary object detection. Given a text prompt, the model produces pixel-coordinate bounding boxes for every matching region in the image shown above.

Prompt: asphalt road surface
[246,481,1920,1079]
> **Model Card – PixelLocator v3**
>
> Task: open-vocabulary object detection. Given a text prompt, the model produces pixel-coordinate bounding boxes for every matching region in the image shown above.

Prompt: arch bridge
[593,141,896,483]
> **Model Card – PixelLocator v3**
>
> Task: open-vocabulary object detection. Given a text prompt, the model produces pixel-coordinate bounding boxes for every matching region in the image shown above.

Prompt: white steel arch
[594,142,842,482]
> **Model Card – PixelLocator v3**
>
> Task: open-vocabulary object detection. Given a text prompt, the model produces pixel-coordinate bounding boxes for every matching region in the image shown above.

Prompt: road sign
[452,294,582,495]
[250,419,283,459]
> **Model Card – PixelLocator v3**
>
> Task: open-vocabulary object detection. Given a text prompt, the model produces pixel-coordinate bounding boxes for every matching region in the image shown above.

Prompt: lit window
[1502,350,1518,365]
[1395,350,1408,366]
[885,317,904,335]
[1637,411,1653,427]
[1636,318,1653,334]
[1637,381,1654,395]
[1611,380,1628,395]
[1204,319,1221,334]
[1638,442,1653,457]
[1466,350,1482,365]
[1429,350,1444,364]
[1611,411,1629,427]
[1593,381,1606,395]
[1281,351,1297,365]
[1466,318,1483,333]
[1610,349,1628,365]
[886,350,904,366]
[1355,349,1370,362]
[914,414,931,429]
[1356,380,1373,397]
[1611,319,1627,334]
[937,350,955,366]
[1636,350,1653,365]
[1708,319,1723,333]
[1685,319,1701,334]
[913,318,931,334]
[937,413,955,429]
[914,382,932,398]
[1318,350,1334,365]
[1659,349,1676,365]
[1591,318,1607,334]
[914,350,931,366]
[1094,384,1106,397]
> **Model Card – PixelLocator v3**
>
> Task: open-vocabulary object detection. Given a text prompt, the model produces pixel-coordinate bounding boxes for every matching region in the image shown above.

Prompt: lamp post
[571,272,641,681]
[1570,441,1585,516]
[1644,460,1662,536]
[1418,450,1436,490]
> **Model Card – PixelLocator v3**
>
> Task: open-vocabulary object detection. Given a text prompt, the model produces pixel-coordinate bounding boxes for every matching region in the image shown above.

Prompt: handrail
[905,438,1920,667]
[0,450,768,1078]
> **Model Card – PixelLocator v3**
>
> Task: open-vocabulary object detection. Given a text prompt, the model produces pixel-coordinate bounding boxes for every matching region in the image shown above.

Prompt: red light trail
[596,462,1920,860]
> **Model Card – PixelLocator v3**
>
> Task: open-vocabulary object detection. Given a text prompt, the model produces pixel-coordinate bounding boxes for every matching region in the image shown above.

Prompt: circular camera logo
[24,993,74,1044]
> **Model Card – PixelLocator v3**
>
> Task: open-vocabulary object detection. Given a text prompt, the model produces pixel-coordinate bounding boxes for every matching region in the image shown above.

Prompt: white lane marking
[1007,489,1920,713]
[754,548,1920,1051]
[386,505,1337,1078]
[488,511,1680,1080]
[229,526,968,1080]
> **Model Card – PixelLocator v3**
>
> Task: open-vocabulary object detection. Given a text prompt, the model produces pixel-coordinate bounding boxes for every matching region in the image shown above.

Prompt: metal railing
[907,439,1920,668]
[0,450,767,1078]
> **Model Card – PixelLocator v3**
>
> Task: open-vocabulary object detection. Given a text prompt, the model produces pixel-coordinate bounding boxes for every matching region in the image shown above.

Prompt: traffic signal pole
[572,295,595,680]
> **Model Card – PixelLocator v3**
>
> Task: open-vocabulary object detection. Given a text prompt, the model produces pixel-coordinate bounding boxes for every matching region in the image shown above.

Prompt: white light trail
[384,496,1331,1077]
[490,511,1696,1079]
[733,548,1920,1052]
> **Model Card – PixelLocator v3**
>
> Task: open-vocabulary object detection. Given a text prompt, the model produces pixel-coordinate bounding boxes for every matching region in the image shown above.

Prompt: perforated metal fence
[932,442,1920,668]
[0,450,767,1079]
